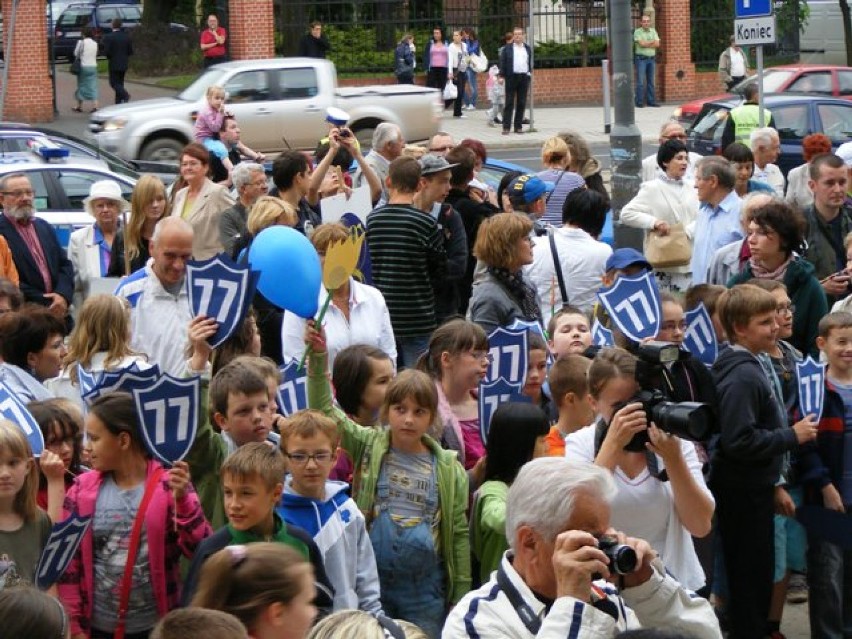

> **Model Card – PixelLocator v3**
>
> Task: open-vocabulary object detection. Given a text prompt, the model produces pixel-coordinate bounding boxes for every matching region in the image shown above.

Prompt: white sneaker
[467,104,476,110]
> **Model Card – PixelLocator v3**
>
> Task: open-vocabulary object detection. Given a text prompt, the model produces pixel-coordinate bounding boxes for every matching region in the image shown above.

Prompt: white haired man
[750,127,785,197]
[443,458,721,638]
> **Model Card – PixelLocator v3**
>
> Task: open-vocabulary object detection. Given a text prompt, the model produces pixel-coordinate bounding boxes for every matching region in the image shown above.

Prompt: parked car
[0,138,136,247]
[89,58,443,162]
[686,93,852,176]
[672,64,852,126]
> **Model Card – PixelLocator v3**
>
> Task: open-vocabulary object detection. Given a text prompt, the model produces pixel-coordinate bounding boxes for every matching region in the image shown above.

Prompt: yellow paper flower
[322,227,364,290]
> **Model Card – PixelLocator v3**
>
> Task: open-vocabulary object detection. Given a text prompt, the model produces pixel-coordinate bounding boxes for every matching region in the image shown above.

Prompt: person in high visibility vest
[721,83,774,151]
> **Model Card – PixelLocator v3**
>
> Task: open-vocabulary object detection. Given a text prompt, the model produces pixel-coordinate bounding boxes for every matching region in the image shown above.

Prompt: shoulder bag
[644,184,692,269]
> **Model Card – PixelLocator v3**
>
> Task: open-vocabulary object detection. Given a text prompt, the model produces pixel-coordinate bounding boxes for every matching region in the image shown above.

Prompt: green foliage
[534,36,608,68]
[128,24,204,76]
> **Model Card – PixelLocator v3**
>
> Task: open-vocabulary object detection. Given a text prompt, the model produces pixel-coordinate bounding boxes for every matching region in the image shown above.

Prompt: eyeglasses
[286,452,334,464]
[429,146,452,152]
[2,189,34,198]
[776,303,795,315]
[664,134,688,140]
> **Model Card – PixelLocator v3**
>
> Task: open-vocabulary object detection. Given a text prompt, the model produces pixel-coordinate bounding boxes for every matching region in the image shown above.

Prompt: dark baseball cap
[605,248,652,272]
[508,174,555,204]
[419,154,459,176]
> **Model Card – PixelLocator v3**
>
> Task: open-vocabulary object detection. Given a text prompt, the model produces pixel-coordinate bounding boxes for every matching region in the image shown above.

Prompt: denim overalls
[369,454,446,638]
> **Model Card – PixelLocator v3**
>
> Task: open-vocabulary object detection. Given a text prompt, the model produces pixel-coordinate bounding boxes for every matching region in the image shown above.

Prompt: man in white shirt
[498,26,532,135]
[526,188,612,323]
[641,121,703,184]
[718,36,749,90]
[750,127,785,197]
[354,123,404,201]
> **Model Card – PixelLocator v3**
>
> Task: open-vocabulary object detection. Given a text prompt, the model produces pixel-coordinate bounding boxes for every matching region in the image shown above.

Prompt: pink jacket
[57,460,212,637]
[194,103,224,142]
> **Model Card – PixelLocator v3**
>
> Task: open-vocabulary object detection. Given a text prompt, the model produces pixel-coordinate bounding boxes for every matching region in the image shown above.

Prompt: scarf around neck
[487,266,542,322]
[749,254,792,281]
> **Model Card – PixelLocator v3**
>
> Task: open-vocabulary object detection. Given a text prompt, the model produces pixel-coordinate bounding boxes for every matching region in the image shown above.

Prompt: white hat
[325,107,350,126]
[836,141,852,168]
[83,180,129,216]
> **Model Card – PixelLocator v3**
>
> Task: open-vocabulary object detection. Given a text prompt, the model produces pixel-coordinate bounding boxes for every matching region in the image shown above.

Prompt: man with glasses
[641,122,703,183]
[0,173,73,326]
[428,132,455,157]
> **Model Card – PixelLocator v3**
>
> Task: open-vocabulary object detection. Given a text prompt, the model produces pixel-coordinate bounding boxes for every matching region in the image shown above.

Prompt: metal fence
[274,0,643,74]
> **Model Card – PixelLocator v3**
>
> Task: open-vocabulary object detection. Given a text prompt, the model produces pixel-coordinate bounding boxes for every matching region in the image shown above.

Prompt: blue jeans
[465,67,478,106]
[396,334,430,370]
[635,55,656,106]
[807,513,852,639]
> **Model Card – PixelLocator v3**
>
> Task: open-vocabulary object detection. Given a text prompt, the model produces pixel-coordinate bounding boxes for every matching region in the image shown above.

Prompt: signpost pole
[756,45,765,126]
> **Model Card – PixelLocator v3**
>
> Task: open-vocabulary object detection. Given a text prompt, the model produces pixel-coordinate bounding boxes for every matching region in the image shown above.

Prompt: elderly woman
[786,133,833,210]
[728,199,827,356]
[171,142,235,260]
[68,180,126,306]
[536,136,585,227]
[108,174,169,277]
[0,307,66,401]
[280,223,396,368]
[468,212,541,333]
[620,139,700,292]
[722,143,777,199]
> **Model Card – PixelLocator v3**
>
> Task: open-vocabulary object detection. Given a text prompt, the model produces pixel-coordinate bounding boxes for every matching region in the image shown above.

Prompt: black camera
[611,342,714,452]
[597,535,637,575]
[338,128,352,138]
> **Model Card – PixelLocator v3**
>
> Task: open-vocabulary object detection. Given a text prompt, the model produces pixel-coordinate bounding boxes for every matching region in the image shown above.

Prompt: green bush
[129,24,203,76]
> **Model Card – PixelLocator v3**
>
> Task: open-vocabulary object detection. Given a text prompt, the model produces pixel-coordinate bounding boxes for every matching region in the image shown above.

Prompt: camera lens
[652,401,713,442]
[607,544,638,575]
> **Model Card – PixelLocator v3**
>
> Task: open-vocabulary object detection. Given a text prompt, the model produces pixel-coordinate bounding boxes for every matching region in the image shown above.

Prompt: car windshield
[690,105,730,142]
[733,70,796,95]
[179,68,228,101]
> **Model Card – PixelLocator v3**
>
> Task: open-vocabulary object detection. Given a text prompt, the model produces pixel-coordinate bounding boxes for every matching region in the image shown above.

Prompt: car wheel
[140,138,185,163]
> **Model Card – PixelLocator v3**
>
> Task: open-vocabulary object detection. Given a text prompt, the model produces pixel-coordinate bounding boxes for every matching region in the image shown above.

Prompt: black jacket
[102,28,133,71]
[498,42,532,78]
[446,187,498,313]
[710,347,798,486]
[298,33,331,59]
[433,202,469,323]
[395,41,415,77]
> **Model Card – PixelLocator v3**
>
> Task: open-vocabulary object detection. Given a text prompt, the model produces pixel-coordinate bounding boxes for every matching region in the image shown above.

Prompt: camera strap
[497,564,542,634]
[548,229,569,307]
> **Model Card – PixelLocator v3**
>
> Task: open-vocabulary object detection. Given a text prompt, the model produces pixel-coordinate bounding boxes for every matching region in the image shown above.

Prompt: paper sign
[278,361,308,417]
[35,513,92,590]
[132,374,200,465]
[0,381,44,456]
[485,327,529,387]
[796,356,826,422]
[319,184,372,225]
[597,273,662,343]
[683,303,718,366]
[478,378,531,444]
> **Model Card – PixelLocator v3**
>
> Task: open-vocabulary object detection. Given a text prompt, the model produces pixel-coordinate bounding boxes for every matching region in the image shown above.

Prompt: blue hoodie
[277,478,383,614]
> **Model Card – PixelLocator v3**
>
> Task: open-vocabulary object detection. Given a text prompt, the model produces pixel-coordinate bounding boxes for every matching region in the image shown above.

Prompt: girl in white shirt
[448,30,469,118]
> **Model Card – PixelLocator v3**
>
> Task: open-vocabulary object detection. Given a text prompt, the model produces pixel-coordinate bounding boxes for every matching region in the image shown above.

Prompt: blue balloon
[249,226,322,318]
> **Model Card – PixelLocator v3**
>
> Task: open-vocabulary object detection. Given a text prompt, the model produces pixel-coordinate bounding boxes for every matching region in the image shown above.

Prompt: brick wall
[656,0,696,102]
[1,0,52,122]
[228,0,274,60]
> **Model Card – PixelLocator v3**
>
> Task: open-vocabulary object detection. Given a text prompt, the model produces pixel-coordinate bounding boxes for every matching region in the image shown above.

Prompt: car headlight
[672,107,682,118]
[102,118,128,132]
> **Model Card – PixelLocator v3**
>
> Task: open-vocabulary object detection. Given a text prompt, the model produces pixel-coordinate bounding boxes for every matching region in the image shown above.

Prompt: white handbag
[470,52,489,73]
[443,80,458,100]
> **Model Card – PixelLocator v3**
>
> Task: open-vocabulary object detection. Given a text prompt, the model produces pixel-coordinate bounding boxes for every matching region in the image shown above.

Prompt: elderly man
[0,173,73,325]
[641,122,702,183]
[802,152,852,299]
[115,217,196,376]
[428,131,456,157]
[690,157,742,284]
[445,458,721,638]
[750,127,785,197]
[218,162,266,256]
[354,123,404,201]
[707,191,774,286]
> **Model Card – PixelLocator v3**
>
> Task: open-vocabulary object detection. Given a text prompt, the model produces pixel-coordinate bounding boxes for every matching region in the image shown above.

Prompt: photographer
[444,458,722,638]
[565,348,714,593]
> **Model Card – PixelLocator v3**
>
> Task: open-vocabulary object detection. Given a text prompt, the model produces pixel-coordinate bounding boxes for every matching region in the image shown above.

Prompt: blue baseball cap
[605,248,652,272]
[508,174,555,204]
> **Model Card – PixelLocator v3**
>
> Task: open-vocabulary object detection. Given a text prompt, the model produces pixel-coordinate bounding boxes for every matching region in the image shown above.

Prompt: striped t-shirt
[366,203,446,337]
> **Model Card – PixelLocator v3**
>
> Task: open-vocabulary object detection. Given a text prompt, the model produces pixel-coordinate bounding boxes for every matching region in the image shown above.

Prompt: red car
[672,64,852,126]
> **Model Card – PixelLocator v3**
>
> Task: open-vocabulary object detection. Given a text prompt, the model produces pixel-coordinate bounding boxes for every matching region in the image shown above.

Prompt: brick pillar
[1,0,53,122]
[228,0,275,60]
[655,0,696,103]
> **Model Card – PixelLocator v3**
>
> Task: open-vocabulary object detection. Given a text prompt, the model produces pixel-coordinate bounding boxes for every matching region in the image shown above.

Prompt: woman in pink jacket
[58,392,211,639]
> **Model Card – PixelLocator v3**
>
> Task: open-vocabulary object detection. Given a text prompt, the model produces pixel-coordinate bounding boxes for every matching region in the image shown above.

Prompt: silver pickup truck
[89,57,442,162]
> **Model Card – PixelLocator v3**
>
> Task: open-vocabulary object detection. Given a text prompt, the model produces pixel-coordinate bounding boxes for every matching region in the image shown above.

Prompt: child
[151,608,249,639]
[191,543,318,639]
[306,322,470,637]
[684,283,727,344]
[28,398,85,522]
[593,248,653,329]
[277,410,383,614]
[799,311,852,638]
[0,420,50,589]
[521,331,549,413]
[0,586,69,637]
[711,284,818,639]
[330,345,396,482]
[545,355,593,456]
[308,610,428,639]
[195,85,227,147]
[182,443,334,613]
[547,305,592,359]
[211,310,263,377]
[230,354,284,439]
[485,66,504,127]
[471,403,549,585]
[58,392,211,638]
[417,319,489,470]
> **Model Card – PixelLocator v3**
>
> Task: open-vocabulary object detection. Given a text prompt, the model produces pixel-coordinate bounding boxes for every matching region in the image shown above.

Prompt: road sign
[735,16,777,46]
[735,0,772,19]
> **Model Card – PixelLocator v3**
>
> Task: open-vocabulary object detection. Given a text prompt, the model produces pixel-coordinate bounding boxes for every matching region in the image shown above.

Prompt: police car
[0,137,135,248]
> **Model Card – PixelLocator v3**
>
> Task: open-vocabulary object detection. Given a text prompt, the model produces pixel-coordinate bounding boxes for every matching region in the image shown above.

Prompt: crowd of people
[0,84,851,639]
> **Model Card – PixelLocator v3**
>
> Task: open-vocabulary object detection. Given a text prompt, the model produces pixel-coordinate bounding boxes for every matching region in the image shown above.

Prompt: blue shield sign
[0,381,44,456]
[132,374,200,465]
[278,361,308,417]
[81,364,161,405]
[478,378,531,444]
[485,327,529,387]
[796,356,826,421]
[591,319,614,347]
[35,513,92,590]
[683,303,718,366]
[77,365,101,398]
[186,254,257,349]
[507,318,546,340]
[597,273,662,343]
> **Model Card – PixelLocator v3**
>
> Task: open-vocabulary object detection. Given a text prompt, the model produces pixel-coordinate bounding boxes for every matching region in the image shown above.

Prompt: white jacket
[525,226,612,324]
[114,264,193,377]
[641,152,703,185]
[47,353,153,413]
[443,552,722,638]
[67,224,111,310]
